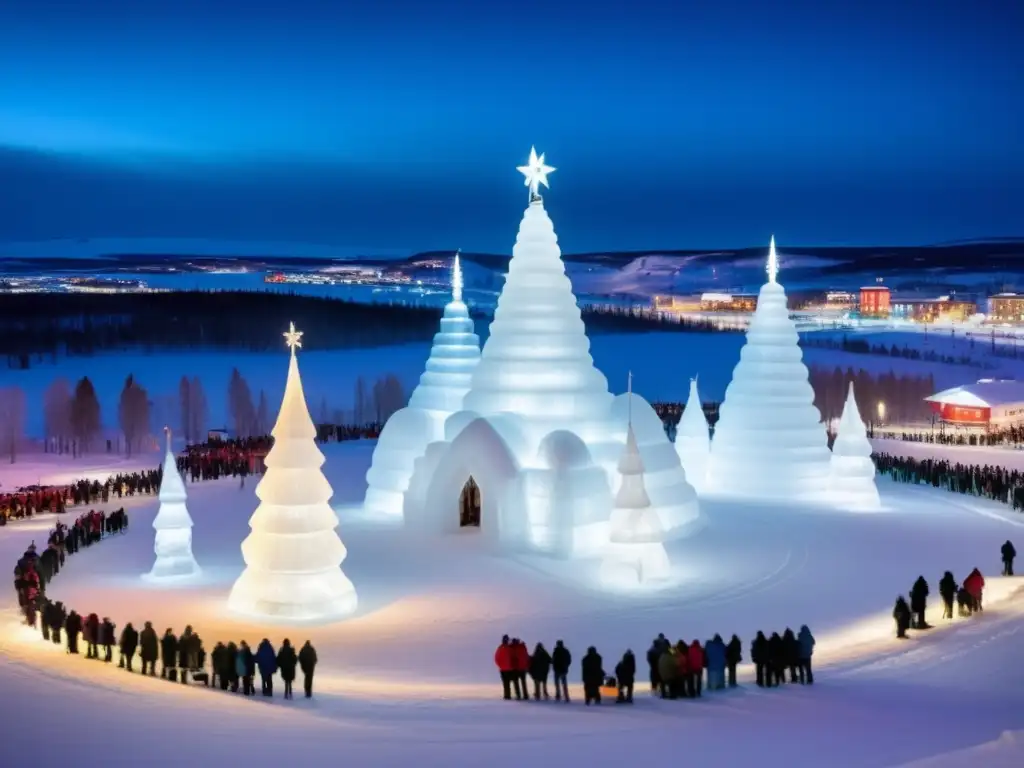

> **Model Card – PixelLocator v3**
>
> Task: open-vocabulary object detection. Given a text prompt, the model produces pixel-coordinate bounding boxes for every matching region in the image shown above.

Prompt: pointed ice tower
[462,153,613,450]
[675,378,710,494]
[706,237,831,501]
[229,323,357,622]
[145,427,200,580]
[600,408,672,588]
[829,382,881,509]
[363,252,481,518]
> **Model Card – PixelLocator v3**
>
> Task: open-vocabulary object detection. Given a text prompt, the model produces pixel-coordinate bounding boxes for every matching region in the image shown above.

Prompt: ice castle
[364,149,702,558]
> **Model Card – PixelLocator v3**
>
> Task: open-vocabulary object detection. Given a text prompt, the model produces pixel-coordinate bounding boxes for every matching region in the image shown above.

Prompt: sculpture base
[227,568,358,624]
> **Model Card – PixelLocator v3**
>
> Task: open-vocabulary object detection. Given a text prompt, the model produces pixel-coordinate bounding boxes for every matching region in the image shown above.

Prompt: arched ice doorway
[459,476,481,527]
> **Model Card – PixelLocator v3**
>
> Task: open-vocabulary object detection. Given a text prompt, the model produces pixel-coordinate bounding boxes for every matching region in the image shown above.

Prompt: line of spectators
[872,452,1024,511]
[872,424,1024,448]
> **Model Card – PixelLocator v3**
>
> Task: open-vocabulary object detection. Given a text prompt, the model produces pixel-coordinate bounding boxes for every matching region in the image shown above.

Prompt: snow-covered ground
[1,441,1023,767]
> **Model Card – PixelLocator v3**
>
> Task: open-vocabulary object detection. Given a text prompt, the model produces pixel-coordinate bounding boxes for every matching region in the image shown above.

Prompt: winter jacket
[687,641,705,672]
[178,631,193,669]
[646,643,661,673]
[1002,541,1017,561]
[726,635,742,666]
[212,644,230,676]
[160,631,178,664]
[119,625,139,654]
[910,577,929,613]
[751,633,767,665]
[551,643,571,676]
[963,569,985,599]
[236,645,255,677]
[255,640,277,677]
[84,614,99,644]
[276,643,298,682]
[782,629,798,666]
[101,619,116,646]
[939,573,958,601]
[615,652,636,685]
[299,642,318,674]
[140,627,158,661]
[705,638,726,672]
[797,627,815,660]
[676,648,689,676]
[512,641,529,673]
[581,650,603,686]
[528,645,552,681]
[658,650,677,683]
[494,642,514,673]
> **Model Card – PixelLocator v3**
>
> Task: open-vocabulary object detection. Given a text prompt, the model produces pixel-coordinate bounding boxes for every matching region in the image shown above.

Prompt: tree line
[808,365,937,424]
[801,334,990,370]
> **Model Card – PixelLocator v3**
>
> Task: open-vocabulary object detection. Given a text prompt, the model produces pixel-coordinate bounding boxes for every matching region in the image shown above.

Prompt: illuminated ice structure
[600,407,672,588]
[228,323,357,622]
[706,237,831,501]
[391,149,701,558]
[675,377,710,494]
[829,382,881,509]
[145,428,200,580]
[363,252,481,519]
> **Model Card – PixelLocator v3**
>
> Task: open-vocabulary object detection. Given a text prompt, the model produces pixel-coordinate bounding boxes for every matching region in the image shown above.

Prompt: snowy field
[1,440,1024,767]
[2,331,1014,437]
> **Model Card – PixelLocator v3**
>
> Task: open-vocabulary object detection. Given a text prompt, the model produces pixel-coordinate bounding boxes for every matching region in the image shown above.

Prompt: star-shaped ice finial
[283,321,303,356]
[767,235,779,284]
[517,146,556,202]
[452,249,463,304]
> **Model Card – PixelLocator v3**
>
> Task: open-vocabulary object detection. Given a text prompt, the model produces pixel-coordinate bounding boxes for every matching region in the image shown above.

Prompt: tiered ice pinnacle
[600,417,671,588]
[829,382,881,509]
[675,378,710,494]
[146,427,200,580]
[461,175,613,448]
[706,237,831,501]
[363,253,481,517]
[229,323,357,622]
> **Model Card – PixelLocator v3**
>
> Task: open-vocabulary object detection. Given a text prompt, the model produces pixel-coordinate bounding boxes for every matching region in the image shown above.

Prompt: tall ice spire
[452,249,464,304]
[767,235,779,284]
[675,377,710,494]
[828,382,881,509]
[145,426,200,580]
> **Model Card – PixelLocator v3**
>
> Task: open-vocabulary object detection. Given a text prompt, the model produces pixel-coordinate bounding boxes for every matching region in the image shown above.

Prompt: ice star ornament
[283,322,303,354]
[517,146,556,200]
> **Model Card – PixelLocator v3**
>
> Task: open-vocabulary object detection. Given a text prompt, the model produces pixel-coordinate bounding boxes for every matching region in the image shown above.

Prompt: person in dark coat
[276,639,298,699]
[939,571,957,620]
[657,646,678,698]
[65,610,82,654]
[494,635,515,700]
[100,617,116,662]
[646,636,664,692]
[581,646,604,705]
[139,622,158,676]
[781,628,799,683]
[768,632,785,687]
[178,626,195,684]
[119,623,138,671]
[211,642,229,690]
[893,596,912,638]
[225,642,240,692]
[615,650,636,703]
[1002,540,1016,576]
[50,601,66,645]
[237,640,255,696]
[255,638,277,696]
[751,631,768,687]
[298,640,317,698]
[84,613,100,659]
[39,597,52,642]
[797,625,815,684]
[528,642,552,701]
[725,634,742,687]
[910,576,930,629]
[551,640,571,702]
[160,628,178,679]
[705,635,727,691]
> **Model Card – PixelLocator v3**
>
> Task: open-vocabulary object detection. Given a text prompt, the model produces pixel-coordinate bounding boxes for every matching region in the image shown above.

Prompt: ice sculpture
[145,427,200,580]
[228,323,357,622]
[706,237,831,501]
[675,377,710,494]
[829,382,881,509]
[400,150,700,558]
[600,422,671,588]
[363,252,481,518]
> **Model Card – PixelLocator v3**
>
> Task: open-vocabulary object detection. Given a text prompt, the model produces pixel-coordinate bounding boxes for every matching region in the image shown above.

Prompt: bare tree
[118,374,150,457]
[179,376,192,443]
[70,377,102,455]
[256,390,269,435]
[228,368,256,438]
[0,386,26,463]
[43,377,72,454]
[354,376,369,426]
[190,376,207,441]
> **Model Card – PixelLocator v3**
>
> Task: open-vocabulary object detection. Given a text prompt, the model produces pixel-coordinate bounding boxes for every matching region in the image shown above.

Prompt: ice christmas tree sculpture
[462,147,613,446]
[363,252,481,517]
[829,382,881,509]
[228,323,357,622]
[600,388,671,587]
[146,427,200,580]
[706,237,831,501]
[675,377,710,494]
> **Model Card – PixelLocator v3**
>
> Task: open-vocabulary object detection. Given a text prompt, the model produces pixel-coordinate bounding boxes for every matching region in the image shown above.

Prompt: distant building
[699,293,757,312]
[652,294,702,312]
[925,379,1024,429]
[826,291,857,309]
[988,293,1024,324]
[890,297,976,323]
[859,286,891,318]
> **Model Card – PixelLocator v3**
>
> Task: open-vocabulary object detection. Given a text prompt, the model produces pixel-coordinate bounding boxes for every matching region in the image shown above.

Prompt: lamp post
[877,401,886,427]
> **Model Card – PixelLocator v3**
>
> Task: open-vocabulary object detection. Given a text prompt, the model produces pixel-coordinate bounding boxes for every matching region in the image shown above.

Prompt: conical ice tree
[146,427,200,580]
[675,377,710,493]
[228,323,357,622]
[829,382,881,509]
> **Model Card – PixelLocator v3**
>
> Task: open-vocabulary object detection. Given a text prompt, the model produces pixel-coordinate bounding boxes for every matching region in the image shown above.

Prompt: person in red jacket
[687,640,705,698]
[964,568,985,613]
[512,638,530,702]
[494,635,515,700]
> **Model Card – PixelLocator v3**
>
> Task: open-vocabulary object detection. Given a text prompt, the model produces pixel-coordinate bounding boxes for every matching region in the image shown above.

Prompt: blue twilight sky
[0,0,1022,254]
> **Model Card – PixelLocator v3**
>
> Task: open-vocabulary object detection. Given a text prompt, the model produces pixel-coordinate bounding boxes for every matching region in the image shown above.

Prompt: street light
[877,401,886,425]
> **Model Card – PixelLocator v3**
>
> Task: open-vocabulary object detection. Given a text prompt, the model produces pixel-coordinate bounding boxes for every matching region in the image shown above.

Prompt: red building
[859,286,891,318]
[925,379,1024,429]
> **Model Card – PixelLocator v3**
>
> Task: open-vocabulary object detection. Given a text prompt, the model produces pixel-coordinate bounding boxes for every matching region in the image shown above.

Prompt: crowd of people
[494,625,817,706]
[176,436,272,483]
[873,424,1024,449]
[872,453,1024,511]
[1,470,159,524]
[891,560,1003,638]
